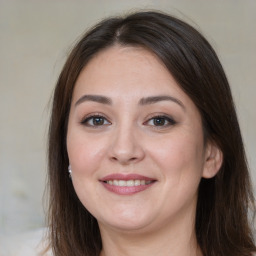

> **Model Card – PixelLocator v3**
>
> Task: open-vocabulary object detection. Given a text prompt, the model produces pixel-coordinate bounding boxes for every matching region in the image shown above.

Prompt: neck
[99,211,202,256]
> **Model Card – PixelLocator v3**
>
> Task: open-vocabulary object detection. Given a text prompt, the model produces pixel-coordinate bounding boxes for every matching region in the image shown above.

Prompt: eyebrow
[75,94,185,110]
[139,95,185,110]
[75,95,112,106]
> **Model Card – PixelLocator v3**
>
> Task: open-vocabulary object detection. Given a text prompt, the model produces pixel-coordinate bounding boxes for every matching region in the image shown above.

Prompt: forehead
[73,45,184,98]
[82,46,167,78]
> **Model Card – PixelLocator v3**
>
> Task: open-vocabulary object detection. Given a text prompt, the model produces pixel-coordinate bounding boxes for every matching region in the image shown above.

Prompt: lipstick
[100,173,156,195]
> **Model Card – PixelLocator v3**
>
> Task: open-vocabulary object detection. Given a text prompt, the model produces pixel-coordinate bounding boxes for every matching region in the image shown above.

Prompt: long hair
[47,11,256,256]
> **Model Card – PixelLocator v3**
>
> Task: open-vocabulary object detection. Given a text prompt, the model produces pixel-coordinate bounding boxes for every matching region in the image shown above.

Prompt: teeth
[134,180,140,186]
[127,180,134,186]
[118,180,126,186]
[106,180,152,186]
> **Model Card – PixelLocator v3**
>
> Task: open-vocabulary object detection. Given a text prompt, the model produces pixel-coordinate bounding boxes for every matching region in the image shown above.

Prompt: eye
[145,115,176,127]
[81,115,111,127]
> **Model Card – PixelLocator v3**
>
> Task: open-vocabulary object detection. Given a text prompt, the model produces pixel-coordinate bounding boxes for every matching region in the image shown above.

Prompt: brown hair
[47,11,256,256]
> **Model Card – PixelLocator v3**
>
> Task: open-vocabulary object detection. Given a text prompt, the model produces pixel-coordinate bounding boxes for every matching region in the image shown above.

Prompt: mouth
[103,179,154,186]
[100,174,157,195]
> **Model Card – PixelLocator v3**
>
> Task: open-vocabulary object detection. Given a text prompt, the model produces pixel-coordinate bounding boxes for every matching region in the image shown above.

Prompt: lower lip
[101,181,155,195]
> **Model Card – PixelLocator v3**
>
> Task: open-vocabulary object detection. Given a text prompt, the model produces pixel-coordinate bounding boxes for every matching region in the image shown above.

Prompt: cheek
[66,132,107,213]
[149,134,204,213]
[149,132,205,184]
[66,131,107,177]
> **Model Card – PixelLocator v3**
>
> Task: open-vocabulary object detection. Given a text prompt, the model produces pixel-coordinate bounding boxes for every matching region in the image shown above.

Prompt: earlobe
[202,142,223,179]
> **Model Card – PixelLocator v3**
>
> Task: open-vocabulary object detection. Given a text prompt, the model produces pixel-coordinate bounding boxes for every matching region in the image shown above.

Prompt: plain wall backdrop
[0,0,255,248]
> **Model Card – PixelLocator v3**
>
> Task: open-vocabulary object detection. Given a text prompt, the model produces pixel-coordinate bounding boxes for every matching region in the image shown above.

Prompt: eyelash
[80,114,176,128]
[144,115,176,128]
[81,114,111,127]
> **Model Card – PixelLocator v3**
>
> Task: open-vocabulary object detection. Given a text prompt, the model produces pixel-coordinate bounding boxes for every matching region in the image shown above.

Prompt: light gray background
[0,0,255,247]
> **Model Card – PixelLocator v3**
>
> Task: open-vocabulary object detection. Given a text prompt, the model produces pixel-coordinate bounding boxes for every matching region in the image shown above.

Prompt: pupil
[93,117,104,125]
[154,118,165,126]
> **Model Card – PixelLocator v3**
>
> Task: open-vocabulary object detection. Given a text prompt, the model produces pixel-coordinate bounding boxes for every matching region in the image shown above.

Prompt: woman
[47,11,256,256]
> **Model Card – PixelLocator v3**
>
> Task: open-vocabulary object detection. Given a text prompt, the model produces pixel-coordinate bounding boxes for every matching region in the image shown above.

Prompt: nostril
[108,137,145,164]
[110,155,141,165]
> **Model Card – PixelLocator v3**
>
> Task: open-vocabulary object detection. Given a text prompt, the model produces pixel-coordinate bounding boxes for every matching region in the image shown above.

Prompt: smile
[104,180,153,186]
[100,174,156,195]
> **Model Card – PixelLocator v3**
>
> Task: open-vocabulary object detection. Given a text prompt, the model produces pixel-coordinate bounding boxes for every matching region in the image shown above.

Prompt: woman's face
[67,46,216,234]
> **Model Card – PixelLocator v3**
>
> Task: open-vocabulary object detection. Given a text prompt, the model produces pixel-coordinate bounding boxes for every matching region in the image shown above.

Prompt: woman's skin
[66,45,222,256]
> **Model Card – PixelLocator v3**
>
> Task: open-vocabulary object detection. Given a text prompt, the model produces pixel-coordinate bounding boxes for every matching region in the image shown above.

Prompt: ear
[202,141,223,179]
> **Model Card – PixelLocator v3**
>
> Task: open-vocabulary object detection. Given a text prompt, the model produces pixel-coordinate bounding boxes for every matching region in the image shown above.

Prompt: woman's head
[48,11,255,256]
[66,44,223,234]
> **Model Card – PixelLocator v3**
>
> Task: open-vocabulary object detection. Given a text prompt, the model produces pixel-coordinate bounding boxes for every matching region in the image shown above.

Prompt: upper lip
[100,173,156,181]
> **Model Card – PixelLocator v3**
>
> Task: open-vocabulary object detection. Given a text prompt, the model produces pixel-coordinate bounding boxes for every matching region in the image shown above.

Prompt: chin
[97,209,155,232]
[100,219,152,233]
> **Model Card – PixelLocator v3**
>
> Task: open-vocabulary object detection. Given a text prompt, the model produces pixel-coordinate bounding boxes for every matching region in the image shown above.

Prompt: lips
[100,174,156,195]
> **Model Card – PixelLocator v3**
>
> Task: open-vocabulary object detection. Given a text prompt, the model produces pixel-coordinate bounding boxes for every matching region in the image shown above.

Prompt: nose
[108,126,145,165]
